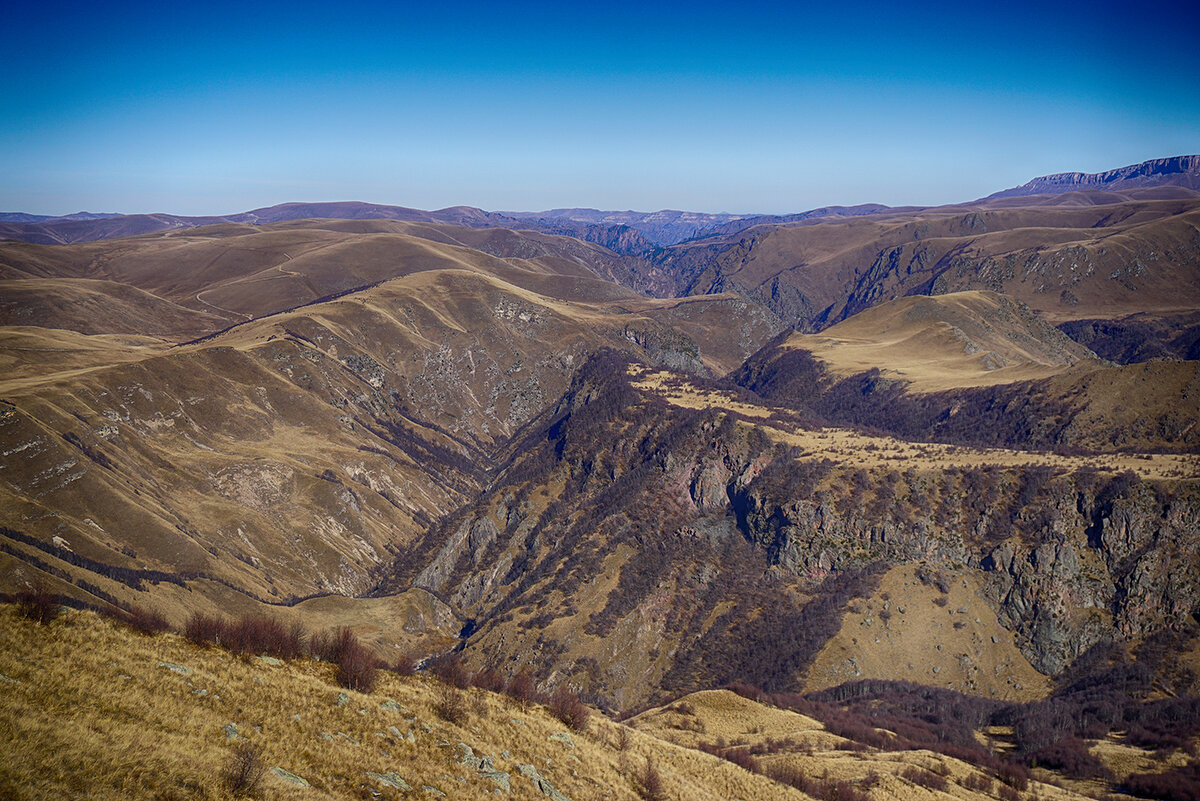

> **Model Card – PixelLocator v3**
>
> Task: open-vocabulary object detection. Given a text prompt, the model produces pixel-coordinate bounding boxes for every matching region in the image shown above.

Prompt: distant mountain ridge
[0,200,902,253]
[986,155,1200,199]
[504,208,751,245]
[0,211,123,223]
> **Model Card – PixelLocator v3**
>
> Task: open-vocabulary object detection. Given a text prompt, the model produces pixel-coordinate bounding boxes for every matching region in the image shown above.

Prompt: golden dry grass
[804,565,1052,700]
[0,606,813,801]
[630,689,1100,801]
[780,291,1094,392]
[0,604,1185,801]
[627,365,1200,481]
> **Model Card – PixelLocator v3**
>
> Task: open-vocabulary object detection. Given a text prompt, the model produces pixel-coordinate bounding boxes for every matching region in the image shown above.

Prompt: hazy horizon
[3,0,1198,217]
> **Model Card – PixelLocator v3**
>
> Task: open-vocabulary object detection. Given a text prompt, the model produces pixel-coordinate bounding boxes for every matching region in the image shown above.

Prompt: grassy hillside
[654,199,1200,332]
[4,604,1196,801]
[733,293,1200,454]
[0,229,777,622]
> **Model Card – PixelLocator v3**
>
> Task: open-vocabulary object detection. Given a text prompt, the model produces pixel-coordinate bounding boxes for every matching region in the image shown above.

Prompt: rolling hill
[0,218,780,634]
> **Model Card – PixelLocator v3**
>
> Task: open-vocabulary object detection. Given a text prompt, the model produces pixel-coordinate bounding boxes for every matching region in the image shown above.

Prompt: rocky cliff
[986,155,1200,199]
[382,353,1200,708]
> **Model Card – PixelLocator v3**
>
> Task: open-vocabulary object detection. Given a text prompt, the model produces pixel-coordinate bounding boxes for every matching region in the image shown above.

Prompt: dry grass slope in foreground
[5,605,1187,801]
[0,605,803,801]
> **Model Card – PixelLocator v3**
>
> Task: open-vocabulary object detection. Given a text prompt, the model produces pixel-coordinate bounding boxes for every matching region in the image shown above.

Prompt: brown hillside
[781,290,1096,391]
[0,222,779,638]
[9,605,1192,801]
[733,291,1200,453]
[656,198,1200,331]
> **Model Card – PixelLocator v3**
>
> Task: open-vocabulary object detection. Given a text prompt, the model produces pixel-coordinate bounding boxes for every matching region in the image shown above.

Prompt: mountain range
[3,154,1199,800]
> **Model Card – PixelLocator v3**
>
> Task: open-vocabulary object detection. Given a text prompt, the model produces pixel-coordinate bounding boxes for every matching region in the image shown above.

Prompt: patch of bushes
[1028,737,1112,780]
[389,652,417,676]
[961,772,994,794]
[184,612,308,660]
[505,669,544,710]
[120,604,171,635]
[329,628,377,693]
[226,616,308,660]
[761,763,871,801]
[1122,761,1200,801]
[997,784,1021,801]
[471,667,506,693]
[184,613,228,646]
[900,766,948,792]
[430,653,472,689]
[996,761,1030,791]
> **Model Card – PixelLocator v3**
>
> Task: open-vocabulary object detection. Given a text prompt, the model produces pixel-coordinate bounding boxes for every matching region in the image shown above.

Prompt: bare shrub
[123,604,170,635]
[549,688,590,732]
[390,652,417,676]
[997,784,1021,801]
[434,682,467,724]
[184,612,227,646]
[722,747,757,773]
[900,766,948,792]
[15,583,60,624]
[962,772,994,793]
[1028,737,1112,780]
[472,667,506,693]
[226,615,306,659]
[221,742,265,796]
[506,669,542,709]
[763,763,871,801]
[617,725,632,751]
[723,681,769,705]
[641,760,667,801]
[286,620,309,657]
[431,653,472,689]
[997,762,1030,791]
[331,628,377,693]
[1123,761,1200,801]
[309,629,336,661]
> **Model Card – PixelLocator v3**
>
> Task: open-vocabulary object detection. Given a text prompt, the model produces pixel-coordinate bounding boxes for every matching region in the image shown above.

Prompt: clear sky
[2,0,1197,216]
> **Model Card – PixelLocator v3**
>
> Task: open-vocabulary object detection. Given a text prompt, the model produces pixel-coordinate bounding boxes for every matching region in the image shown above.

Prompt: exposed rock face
[389,354,1200,706]
[986,155,1200,199]
[734,467,1200,676]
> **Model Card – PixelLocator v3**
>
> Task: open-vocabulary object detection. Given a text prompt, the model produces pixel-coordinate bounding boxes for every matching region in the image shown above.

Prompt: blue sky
[2,0,1197,215]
